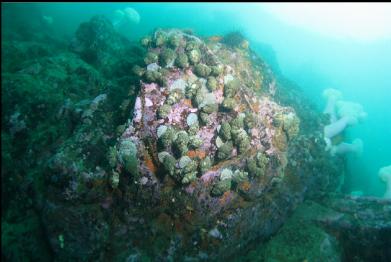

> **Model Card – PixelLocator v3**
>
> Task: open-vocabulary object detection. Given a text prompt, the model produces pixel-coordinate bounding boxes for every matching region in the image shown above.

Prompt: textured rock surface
[244,195,391,262]
[3,12,388,261]
[109,29,341,259]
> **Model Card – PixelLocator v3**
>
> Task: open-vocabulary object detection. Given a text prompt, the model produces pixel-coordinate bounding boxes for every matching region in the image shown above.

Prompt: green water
[2,3,390,261]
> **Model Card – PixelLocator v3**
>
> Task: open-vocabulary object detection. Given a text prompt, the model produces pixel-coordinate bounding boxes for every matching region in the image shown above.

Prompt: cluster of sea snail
[124,29,284,196]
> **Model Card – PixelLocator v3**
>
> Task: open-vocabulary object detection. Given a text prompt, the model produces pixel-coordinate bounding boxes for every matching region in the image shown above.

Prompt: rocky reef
[99,28,341,260]
[2,12,390,262]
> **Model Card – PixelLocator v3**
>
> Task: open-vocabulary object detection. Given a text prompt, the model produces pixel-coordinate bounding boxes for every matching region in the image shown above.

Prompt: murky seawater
[2,3,390,261]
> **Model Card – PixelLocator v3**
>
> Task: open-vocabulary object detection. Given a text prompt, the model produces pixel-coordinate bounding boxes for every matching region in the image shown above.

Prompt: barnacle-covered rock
[181,158,197,174]
[211,178,232,196]
[110,170,120,189]
[132,65,145,77]
[256,151,268,169]
[211,169,233,196]
[168,34,182,48]
[194,63,211,78]
[276,111,301,140]
[107,146,118,168]
[224,78,240,97]
[157,104,171,119]
[246,151,268,177]
[216,141,233,161]
[144,69,162,83]
[230,114,245,130]
[211,64,224,76]
[237,134,250,154]
[173,130,189,156]
[244,112,256,129]
[221,97,236,111]
[118,138,138,176]
[246,157,261,176]
[162,153,177,177]
[199,112,210,125]
[175,53,189,69]
[185,81,201,99]
[187,48,201,64]
[144,51,159,65]
[232,170,248,184]
[189,135,203,149]
[182,172,197,184]
[199,156,212,174]
[206,76,218,91]
[140,35,152,47]
[154,31,167,47]
[192,88,205,108]
[199,93,218,113]
[186,40,200,51]
[158,125,175,148]
[186,112,198,126]
[166,89,184,105]
[219,122,232,141]
[160,48,177,67]
[4,8,348,260]
[188,122,199,135]
[110,28,338,260]
[201,102,218,114]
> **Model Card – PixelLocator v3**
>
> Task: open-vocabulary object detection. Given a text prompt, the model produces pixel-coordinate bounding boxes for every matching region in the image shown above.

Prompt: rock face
[110,29,340,260]
[70,15,144,77]
[8,12,384,261]
[245,195,391,262]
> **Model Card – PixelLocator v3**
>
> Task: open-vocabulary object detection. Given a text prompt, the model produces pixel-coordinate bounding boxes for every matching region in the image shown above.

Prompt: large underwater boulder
[2,10,390,260]
[70,15,144,78]
[245,195,391,262]
[4,12,390,259]
[106,29,342,260]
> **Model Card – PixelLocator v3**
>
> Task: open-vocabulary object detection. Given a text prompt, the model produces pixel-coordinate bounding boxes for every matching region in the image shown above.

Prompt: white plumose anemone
[323,88,343,123]
[324,100,367,140]
[330,138,363,156]
[113,7,140,28]
[378,165,391,199]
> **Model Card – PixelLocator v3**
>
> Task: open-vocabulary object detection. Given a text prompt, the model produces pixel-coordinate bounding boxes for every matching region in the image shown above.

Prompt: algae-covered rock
[221,97,236,111]
[194,63,211,78]
[187,48,201,64]
[219,122,232,141]
[2,21,347,261]
[160,48,177,67]
[199,156,212,174]
[175,53,189,68]
[206,76,218,91]
[224,78,240,97]
[70,15,137,77]
[216,141,233,161]
[211,169,233,196]
[118,138,138,176]
[157,104,171,119]
[173,130,189,156]
[144,51,159,65]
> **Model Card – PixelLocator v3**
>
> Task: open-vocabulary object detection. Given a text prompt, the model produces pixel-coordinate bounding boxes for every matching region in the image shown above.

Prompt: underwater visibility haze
[2,3,391,261]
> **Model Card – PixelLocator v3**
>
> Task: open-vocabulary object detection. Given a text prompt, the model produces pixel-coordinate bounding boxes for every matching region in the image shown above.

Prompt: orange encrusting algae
[187,150,206,159]
[183,99,193,107]
[219,191,232,205]
[239,181,251,192]
[144,153,157,174]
